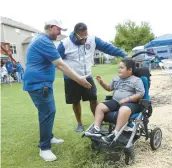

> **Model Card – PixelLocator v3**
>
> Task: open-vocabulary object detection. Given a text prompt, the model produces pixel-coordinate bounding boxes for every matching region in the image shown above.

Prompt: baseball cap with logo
[45,19,67,31]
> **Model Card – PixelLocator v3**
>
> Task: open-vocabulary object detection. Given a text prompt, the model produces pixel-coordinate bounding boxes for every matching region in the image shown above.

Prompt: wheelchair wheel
[124,146,135,165]
[150,127,162,150]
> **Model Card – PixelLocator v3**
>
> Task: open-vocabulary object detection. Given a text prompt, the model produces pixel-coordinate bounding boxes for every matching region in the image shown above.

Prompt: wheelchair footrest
[117,131,139,145]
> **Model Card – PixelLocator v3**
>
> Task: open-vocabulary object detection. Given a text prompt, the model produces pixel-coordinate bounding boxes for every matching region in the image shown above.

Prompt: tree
[112,20,155,52]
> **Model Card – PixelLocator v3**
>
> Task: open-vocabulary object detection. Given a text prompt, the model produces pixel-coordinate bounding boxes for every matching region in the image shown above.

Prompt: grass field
[1,64,122,168]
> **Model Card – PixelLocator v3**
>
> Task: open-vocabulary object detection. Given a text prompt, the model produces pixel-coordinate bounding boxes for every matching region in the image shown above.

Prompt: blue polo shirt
[23,33,60,91]
[16,63,22,73]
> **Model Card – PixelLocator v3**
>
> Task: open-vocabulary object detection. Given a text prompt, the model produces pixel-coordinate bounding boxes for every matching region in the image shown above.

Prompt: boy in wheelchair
[85,58,145,144]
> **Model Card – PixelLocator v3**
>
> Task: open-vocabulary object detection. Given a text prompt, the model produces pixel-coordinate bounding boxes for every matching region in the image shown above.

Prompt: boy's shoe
[85,127,101,137]
[39,149,57,162]
[102,133,115,144]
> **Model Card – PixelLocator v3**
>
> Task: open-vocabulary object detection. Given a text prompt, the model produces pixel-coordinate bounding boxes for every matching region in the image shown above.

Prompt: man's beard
[51,35,57,41]
[76,39,87,45]
[50,33,58,40]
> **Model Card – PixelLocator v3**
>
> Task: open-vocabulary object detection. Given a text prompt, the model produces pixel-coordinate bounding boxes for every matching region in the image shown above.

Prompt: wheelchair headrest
[134,67,151,78]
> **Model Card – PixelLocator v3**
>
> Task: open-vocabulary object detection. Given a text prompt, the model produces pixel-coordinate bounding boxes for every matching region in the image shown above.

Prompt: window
[15,28,20,34]
[10,44,17,54]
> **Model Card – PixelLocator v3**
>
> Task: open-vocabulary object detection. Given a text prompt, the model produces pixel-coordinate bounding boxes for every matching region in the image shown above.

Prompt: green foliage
[112,20,155,52]
[111,57,122,65]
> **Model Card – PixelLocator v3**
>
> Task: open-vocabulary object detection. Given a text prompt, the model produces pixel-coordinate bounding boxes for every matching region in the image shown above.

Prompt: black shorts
[102,99,143,114]
[64,77,97,104]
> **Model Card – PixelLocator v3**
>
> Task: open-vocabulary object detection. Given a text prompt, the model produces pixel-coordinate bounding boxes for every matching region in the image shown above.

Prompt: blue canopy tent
[144,34,172,49]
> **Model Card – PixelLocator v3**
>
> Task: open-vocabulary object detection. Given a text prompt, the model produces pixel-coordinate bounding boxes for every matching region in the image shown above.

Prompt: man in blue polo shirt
[23,19,91,162]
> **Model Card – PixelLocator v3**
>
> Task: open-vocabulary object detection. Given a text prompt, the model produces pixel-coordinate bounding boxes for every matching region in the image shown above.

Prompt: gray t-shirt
[110,75,145,102]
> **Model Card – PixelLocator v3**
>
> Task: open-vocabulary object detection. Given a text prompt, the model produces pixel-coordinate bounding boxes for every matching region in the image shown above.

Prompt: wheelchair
[82,51,162,165]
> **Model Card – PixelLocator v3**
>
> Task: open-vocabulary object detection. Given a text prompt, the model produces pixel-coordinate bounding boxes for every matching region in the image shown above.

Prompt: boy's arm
[119,94,142,104]
[133,78,145,101]
[96,76,116,91]
[128,94,143,102]
[99,81,112,91]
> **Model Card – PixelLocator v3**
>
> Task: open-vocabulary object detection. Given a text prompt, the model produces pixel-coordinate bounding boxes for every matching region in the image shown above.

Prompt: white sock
[94,126,100,131]
[112,130,118,136]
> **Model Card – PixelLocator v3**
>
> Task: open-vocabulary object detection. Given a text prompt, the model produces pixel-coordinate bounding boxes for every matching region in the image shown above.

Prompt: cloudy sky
[0,0,171,41]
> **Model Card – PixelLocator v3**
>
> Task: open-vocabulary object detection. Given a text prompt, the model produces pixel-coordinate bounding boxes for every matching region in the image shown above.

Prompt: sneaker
[85,127,101,137]
[124,126,134,132]
[51,137,64,144]
[39,149,57,162]
[76,124,84,132]
[102,134,115,144]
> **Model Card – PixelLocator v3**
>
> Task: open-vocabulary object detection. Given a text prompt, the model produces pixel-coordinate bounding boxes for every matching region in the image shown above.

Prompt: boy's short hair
[121,58,136,73]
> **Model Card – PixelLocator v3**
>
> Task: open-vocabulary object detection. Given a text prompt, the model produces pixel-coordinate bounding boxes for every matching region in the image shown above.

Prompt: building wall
[2,24,35,67]
[1,24,5,42]
[22,43,29,67]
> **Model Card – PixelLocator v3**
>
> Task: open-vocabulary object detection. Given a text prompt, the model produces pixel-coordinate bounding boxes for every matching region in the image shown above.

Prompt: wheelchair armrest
[105,95,113,100]
[139,99,150,110]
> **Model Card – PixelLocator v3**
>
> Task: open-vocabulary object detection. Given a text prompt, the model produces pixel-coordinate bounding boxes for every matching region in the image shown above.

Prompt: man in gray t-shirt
[110,75,145,102]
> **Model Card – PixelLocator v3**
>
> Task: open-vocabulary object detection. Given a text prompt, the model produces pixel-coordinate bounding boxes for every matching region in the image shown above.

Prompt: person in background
[16,62,23,83]
[5,59,13,82]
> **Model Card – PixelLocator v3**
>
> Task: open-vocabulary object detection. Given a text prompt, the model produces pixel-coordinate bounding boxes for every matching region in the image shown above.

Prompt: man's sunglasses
[76,33,87,40]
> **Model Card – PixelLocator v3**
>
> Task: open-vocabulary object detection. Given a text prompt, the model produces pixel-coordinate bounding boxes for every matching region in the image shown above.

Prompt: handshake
[77,75,103,89]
